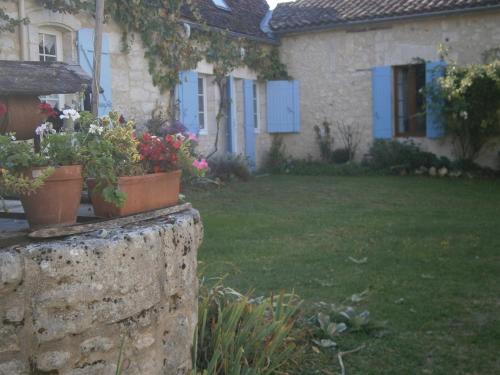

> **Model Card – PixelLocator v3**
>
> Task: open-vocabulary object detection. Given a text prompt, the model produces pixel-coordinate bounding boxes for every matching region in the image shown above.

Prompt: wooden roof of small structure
[0,60,93,96]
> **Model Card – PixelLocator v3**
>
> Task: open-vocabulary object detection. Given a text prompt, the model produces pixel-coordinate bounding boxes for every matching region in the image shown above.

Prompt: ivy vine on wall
[2,0,289,155]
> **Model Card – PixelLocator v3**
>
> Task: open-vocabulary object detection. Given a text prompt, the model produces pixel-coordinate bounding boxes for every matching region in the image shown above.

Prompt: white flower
[175,133,186,141]
[60,109,81,121]
[9,135,16,141]
[459,110,468,120]
[88,123,104,135]
[36,122,55,137]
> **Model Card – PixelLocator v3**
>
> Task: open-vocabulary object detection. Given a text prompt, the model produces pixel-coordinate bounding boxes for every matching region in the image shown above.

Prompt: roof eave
[271,4,500,36]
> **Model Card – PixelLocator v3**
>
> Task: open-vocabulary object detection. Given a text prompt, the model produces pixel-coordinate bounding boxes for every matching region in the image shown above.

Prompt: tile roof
[269,0,500,32]
[183,0,274,42]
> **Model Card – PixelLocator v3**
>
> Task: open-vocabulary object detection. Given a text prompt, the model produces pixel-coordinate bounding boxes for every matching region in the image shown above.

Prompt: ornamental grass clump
[193,280,302,375]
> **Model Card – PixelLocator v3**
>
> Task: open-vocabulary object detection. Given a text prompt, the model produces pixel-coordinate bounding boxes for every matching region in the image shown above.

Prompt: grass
[187,175,500,374]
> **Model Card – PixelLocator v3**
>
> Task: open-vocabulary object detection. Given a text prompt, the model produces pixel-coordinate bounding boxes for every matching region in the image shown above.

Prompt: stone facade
[278,11,500,168]
[0,209,203,375]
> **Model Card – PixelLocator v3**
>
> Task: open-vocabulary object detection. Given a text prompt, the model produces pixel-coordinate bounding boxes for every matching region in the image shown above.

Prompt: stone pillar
[0,209,203,375]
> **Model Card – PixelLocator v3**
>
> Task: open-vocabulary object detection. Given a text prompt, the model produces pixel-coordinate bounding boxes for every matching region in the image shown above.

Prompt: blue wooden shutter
[266,80,300,133]
[226,76,237,153]
[78,29,112,116]
[178,71,199,134]
[243,80,256,167]
[372,66,393,139]
[426,61,447,139]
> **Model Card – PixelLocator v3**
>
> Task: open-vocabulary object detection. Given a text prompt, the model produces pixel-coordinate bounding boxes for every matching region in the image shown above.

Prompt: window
[198,77,207,132]
[212,0,230,11]
[394,64,426,137]
[252,82,259,132]
[39,29,64,109]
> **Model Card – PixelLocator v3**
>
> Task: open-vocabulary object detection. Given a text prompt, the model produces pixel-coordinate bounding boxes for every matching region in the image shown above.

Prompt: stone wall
[278,11,500,168]
[0,209,203,375]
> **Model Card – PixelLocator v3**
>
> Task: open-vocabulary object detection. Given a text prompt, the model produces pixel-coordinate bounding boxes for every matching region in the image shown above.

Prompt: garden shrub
[331,148,350,164]
[265,135,287,173]
[365,140,439,171]
[208,153,251,182]
[427,59,500,161]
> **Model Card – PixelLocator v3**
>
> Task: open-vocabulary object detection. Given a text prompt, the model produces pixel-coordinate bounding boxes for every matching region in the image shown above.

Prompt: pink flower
[188,133,198,142]
[192,158,209,171]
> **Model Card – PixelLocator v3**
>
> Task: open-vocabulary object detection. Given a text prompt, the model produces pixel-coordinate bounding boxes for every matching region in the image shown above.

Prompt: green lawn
[188,175,500,374]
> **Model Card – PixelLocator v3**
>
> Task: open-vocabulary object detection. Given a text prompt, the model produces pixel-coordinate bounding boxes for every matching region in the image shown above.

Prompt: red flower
[39,102,56,118]
[0,102,7,117]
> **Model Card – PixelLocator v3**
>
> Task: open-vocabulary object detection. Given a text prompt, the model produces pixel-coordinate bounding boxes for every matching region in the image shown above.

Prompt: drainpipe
[18,0,28,60]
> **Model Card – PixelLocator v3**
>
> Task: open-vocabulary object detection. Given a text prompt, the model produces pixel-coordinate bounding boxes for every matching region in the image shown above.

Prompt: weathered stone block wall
[0,209,202,375]
[278,11,500,168]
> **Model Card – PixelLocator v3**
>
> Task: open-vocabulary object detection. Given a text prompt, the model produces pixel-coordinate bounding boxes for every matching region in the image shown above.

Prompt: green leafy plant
[79,112,142,207]
[207,154,251,182]
[265,135,288,174]
[427,59,500,161]
[0,118,80,198]
[193,279,302,375]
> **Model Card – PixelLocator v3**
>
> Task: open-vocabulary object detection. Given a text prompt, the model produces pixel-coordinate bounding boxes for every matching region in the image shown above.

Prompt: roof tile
[270,0,500,32]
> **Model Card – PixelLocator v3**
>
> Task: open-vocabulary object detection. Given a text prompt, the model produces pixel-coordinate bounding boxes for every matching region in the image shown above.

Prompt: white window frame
[198,76,208,135]
[253,82,260,133]
[38,28,65,109]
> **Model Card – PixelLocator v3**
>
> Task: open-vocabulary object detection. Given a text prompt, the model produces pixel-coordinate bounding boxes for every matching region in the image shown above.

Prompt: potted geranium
[0,120,83,229]
[81,112,207,218]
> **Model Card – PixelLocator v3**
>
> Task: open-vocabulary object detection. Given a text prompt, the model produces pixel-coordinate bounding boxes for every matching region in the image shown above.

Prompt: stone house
[0,0,281,168]
[269,0,500,168]
[2,0,500,169]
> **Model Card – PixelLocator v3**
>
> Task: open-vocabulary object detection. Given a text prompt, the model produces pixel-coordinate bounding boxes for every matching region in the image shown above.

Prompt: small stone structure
[0,209,203,375]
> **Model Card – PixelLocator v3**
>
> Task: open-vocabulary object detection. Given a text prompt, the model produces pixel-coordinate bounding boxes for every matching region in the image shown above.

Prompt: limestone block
[5,305,24,324]
[37,351,71,371]
[80,336,114,354]
[0,251,23,294]
[0,326,20,353]
[0,360,28,375]
[134,333,155,350]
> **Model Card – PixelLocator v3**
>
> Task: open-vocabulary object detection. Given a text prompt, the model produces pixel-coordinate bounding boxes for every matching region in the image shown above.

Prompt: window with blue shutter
[244,79,256,167]
[77,29,112,116]
[426,61,447,139]
[178,71,199,134]
[266,80,300,133]
[372,66,393,139]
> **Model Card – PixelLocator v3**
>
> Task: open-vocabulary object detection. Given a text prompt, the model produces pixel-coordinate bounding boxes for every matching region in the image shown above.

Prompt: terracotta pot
[88,170,182,218]
[0,96,45,140]
[20,165,84,229]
